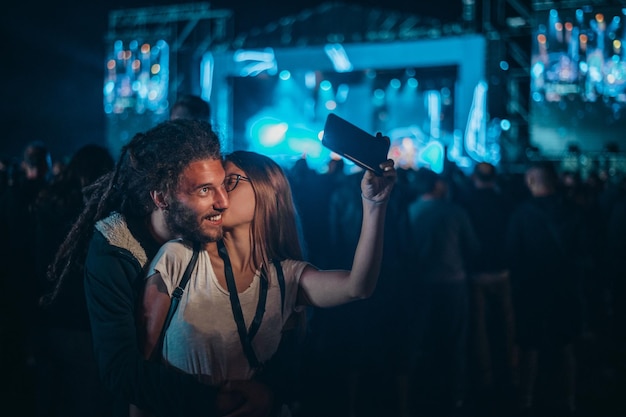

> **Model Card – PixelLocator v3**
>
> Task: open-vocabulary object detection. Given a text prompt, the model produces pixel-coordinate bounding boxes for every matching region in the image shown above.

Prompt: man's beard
[165,199,223,244]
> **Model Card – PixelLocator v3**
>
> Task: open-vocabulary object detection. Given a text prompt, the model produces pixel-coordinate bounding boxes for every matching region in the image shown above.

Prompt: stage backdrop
[202,34,489,173]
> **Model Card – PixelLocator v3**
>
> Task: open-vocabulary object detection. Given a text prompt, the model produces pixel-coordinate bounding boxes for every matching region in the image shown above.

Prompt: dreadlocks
[41,119,222,306]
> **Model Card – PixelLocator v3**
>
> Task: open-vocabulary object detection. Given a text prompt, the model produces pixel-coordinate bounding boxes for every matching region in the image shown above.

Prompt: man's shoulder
[94,212,149,267]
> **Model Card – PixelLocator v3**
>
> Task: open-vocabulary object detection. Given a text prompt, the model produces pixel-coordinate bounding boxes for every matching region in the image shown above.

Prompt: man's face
[165,159,229,244]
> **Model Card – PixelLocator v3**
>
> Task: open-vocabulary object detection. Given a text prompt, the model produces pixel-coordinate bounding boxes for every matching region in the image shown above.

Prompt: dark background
[1,0,462,162]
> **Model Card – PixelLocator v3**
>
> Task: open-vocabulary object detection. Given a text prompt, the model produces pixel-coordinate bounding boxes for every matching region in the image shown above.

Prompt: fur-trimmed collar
[95,212,149,267]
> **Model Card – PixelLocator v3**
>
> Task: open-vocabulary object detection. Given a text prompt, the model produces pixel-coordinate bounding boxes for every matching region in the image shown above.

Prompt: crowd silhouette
[1,139,625,417]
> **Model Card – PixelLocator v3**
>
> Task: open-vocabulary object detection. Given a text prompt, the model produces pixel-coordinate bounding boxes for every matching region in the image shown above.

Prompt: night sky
[1,0,462,162]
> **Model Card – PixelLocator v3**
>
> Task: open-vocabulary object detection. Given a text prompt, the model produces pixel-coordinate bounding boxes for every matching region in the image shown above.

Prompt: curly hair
[225,150,303,272]
[41,119,222,306]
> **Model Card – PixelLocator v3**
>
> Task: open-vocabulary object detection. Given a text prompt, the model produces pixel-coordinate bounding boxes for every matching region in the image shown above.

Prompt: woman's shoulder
[161,238,191,251]
[152,238,196,267]
[277,259,310,279]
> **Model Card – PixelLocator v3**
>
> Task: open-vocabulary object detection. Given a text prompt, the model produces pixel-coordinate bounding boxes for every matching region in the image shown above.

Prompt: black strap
[217,239,268,370]
[273,260,285,317]
[155,241,201,358]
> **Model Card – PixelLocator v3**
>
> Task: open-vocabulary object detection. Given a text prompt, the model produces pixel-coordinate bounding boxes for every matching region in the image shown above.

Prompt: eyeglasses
[223,174,250,192]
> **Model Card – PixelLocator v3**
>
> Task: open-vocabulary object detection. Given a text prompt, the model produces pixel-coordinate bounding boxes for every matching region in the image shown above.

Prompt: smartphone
[321,113,390,176]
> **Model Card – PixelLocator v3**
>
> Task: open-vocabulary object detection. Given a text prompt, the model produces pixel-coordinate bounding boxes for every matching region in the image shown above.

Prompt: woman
[137,150,396,416]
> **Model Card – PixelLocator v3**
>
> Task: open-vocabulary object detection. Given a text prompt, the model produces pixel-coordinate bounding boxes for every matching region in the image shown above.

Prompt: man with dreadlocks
[45,119,272,417]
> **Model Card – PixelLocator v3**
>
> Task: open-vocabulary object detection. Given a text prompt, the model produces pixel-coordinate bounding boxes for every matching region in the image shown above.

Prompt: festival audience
[2,142,625,417]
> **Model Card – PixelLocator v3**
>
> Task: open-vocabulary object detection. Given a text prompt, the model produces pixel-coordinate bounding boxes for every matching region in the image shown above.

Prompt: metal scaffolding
[106,2,233,99]
[480,0,533,164]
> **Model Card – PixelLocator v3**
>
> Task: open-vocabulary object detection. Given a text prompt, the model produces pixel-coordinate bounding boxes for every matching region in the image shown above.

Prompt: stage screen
[229,66,458,172]
[530,5,626,157]
[203,35,488,173]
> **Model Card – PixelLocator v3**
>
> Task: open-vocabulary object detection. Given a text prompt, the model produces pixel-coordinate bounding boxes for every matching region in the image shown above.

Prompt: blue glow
[464,80,488,162]
[407,78,418,88]
[279,70,291,80]
[245,112,331,172]
[233,48,274,62]
[499,61,509,71]
[390,78,401,89]
[104,81,115,95]
[240,62,276,77]
[531,61,544,78]
[305,71,316,89]
[201,55,214,101]
[320,80,332,91]
[419,141,445,173]
[324,43,353,72]
[426,90,441,139]
[579,61,588,73]
[336,84,349,102]
[249,117,288,147]
[286,134,325,158]
[234,48,277,77]
[500,119,511,131]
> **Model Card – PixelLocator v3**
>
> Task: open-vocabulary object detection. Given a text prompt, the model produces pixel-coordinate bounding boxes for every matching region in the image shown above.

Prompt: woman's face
[222,160,255,230]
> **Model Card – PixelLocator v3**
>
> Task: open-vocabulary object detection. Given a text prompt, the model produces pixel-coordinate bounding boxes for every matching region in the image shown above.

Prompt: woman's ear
[150,190,169,210]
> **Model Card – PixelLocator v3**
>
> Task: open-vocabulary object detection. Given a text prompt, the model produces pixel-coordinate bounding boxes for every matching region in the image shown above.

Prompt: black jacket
[84,212,220,417]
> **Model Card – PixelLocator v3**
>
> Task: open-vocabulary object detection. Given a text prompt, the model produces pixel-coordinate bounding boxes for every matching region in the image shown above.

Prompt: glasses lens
[224,175,239,192]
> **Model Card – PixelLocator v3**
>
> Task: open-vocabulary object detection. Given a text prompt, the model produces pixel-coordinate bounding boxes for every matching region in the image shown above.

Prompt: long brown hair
[225,151,303,271]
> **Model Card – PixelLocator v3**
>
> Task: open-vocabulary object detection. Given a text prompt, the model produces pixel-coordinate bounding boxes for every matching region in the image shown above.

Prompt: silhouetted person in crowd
[458,162,516,415]
[560,169,610,339]
[169,94,211,122]
[506,161,588,416]
[403,167,479,417]
[287,157,338,267]
[294,161,355,417]
[296,159,408,417]
[0,141,52,412]
[35,144,115,417]
[605,178,626,355]
[0,156,10,195]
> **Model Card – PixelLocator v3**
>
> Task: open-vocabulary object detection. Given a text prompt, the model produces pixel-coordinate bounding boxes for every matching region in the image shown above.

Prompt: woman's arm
[298,159,396,307]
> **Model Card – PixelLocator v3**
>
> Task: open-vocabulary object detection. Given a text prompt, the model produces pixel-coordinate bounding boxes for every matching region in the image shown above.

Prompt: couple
[47,119,396,417]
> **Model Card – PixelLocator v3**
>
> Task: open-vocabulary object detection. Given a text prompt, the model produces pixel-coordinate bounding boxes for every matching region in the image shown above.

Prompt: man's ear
[150,190,169,210]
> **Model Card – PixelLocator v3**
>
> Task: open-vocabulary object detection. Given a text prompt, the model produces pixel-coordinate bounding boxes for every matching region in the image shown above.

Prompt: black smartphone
[321,113,390,176]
